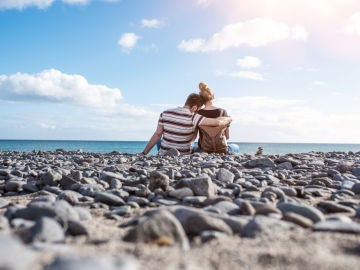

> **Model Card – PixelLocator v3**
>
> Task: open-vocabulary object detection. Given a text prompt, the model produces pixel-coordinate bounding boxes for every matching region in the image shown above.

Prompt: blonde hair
[198,82,214,103]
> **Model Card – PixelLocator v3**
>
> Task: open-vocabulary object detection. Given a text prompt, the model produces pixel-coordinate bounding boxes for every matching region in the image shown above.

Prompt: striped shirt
[158,107,204,154]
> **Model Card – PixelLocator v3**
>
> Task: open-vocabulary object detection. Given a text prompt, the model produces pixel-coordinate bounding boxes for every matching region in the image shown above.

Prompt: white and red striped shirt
[158,107,204,154]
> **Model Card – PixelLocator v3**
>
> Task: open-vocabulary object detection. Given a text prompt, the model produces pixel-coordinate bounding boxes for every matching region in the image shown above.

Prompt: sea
[0,140,359,155]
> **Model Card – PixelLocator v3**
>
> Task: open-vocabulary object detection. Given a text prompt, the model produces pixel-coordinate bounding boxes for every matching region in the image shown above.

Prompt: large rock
[46,255,138,270]
[0,169,11,178]
[94,192,125,206]
[74,207,92,221]
[277,161,293,170]
[100,171,125,183]
[216,168,235,183]
[353,167,360,177]
[60,175,78,190]
[10,203,57,221]
[40,170,62,186]
[0,235,37,270]
[175,175,216,197]
[244,158,276,168]
[66,220,89,236]
[274,156,302,166]
[171,207,233,236]
[0,198,10,209]
[30,217,65,243]
[277,202,325,223]
[205,201,241,215]
[149,171,169,191]
[10,200,80,224]
[242,215,298,237]
[123,209,190,250]
[351,183,360,195]
[53,200,80,222]
[168,187,194,199]
[313,220,360,234]
[5,180,26,192]
[0,216,10,231]
[317,201,356,216]
[282,212,313,228]
[57,190,82,205]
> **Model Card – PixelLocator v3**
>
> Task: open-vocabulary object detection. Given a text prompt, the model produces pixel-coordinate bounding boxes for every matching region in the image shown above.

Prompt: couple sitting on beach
[141,82,238,155]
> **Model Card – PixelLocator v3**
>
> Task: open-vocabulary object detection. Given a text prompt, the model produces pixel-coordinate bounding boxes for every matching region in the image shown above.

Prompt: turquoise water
[0,140,152,154]
[0,140,359,155]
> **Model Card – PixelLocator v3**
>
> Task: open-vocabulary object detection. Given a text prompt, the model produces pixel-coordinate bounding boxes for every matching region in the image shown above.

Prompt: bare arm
[141,124,164,155]
[200,116,232,127]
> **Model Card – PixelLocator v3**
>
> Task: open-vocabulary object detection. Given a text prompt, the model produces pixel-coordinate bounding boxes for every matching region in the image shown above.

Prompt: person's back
[197,82,231,153]
[158,106,203,154]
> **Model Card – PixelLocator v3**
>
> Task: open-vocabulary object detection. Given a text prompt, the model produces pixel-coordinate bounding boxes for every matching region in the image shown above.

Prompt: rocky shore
[0,149,360,269]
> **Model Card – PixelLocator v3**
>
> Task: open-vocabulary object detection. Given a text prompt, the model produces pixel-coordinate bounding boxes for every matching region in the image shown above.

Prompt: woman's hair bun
[198,81,214,102]
[199,82,208,92]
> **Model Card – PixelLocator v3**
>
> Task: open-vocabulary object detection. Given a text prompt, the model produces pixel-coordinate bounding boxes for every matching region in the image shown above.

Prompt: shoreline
[1,140,360,156]
[1,150,360,269]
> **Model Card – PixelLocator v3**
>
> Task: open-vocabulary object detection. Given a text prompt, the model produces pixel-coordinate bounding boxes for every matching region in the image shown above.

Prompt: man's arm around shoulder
[200,116,232,127]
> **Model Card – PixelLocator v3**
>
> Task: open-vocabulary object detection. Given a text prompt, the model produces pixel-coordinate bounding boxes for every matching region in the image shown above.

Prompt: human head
[199,82,215,103]
[184,93,203,112]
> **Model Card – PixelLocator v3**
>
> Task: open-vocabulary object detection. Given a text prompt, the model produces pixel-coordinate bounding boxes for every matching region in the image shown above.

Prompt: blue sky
[1,0,360,143]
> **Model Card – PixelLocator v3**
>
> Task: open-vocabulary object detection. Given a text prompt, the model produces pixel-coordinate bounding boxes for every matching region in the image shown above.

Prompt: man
[141,93,232,155]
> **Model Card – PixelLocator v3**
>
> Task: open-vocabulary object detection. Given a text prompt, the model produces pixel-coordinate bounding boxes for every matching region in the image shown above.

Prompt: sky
[0,0,360,143]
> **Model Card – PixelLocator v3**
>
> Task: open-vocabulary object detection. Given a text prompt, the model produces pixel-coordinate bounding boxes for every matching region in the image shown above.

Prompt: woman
[195,82,239,153]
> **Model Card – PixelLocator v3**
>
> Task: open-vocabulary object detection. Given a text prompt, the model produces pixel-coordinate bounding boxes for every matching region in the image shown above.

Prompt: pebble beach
[1,149,360,270]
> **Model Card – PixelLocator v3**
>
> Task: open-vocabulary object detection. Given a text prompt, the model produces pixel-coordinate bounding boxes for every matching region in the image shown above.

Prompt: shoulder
[163,107,178,114]
[215,108,229,117]
[192,112,205,124]
[162,107,190,116]
[221,109,229,117]
[159,107,177,119]
[193,112,204,119]
[197,109,206,116]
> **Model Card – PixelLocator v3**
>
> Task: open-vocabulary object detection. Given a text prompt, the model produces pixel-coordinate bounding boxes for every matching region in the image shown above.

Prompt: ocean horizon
[0,139,359,155]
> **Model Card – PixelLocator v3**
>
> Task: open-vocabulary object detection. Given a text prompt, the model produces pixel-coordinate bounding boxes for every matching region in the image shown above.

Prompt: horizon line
[0,139,360,145]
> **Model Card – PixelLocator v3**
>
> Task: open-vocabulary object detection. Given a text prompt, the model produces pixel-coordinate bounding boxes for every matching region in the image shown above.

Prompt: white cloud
[39,122,57,129]
[0,69,122,108]
[197,0,212,6]
[141,19,162,28]
[61,0,89,4]
[331,91,342,96]
[228,71,264,81]
[314,81,325,86]
[192,0,360,59]
[218,96,301,110]
[216,96,360,143]
[178,18,308,52]
[150,103,179,108]
[295,67,319,72]
[291,24,309,40]
[236,56,262,69]
[1,105,158,140]
[178,39,205,52]
[118,33,140,50]
[0,68,160,140]
[0,0,55,10]
[0,0,117,10]
[345,12,360,35]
